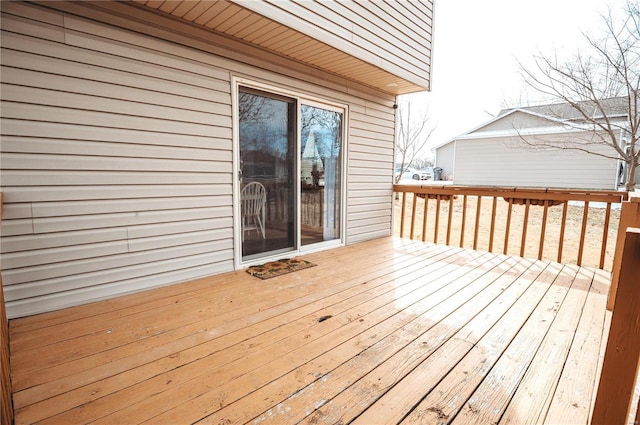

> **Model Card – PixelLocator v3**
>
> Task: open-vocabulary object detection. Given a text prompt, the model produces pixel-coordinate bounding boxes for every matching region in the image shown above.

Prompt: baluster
[577,201,590,266]
[473,195,482,250]
[504,198,513,254]
[538,200,549,260]
[520,199,530,257]
[446,196,454,245]
[400,191,407,238]
[434,195,441,244]
[557,201,568,263]
[421,195,429,242]
[599,202,612,269]
[489,196,497,252]
[460,194,467,247]
[410,192,418,240]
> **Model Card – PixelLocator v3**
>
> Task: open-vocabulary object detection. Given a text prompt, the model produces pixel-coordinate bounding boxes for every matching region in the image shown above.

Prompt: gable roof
[497,97,629,121]
[434,96,630,151]
[432,108,564,150]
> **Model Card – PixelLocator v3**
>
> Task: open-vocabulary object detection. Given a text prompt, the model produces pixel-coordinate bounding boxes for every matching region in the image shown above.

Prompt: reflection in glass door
[239,88,296,260]
[300,104,342,246]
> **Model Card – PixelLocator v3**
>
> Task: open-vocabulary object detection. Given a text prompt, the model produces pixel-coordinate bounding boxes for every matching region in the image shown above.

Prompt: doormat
[246,258,317,280]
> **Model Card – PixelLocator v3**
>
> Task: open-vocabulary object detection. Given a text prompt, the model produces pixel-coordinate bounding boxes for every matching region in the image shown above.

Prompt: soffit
[133,0,425,95]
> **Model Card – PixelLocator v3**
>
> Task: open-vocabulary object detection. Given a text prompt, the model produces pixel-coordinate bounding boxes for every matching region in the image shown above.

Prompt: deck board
[252,253,513,425]
[498,265,592,425]
[9,237,612,424]
[399,260,553,425]
[451,263,576,425]
[91,246,480,425]
[544,268,611,424]
[355,256,536,425]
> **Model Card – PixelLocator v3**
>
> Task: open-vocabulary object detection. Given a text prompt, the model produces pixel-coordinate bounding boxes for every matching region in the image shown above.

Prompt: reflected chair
[241,181,266,241]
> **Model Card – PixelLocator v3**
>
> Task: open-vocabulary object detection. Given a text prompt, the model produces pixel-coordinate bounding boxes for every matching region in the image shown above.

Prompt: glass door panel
[239,88,296,260]
[300,104,342,246]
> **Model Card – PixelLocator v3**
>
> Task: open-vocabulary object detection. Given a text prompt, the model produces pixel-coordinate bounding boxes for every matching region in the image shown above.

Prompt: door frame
[231,77,348,269]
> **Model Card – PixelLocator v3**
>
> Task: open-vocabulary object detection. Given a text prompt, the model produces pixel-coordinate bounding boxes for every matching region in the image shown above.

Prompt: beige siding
[235,0,433,90]
[0,2,396,318]
[131,0,432,94]
[452,134,619,190]
[347,101,394,242]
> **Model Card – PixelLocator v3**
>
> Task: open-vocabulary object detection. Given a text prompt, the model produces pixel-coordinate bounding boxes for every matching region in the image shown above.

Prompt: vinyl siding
[435,142,455,181]
[478,111,558,132]
[0,1,396,318]
[346,99,395,242]
[452,135,619,190]
[235,0,433,90]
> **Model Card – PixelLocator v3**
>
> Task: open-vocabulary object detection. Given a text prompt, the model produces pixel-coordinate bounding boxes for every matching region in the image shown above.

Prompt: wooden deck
[9,237,612,425]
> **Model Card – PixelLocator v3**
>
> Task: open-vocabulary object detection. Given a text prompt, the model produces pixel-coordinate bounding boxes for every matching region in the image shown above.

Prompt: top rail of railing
[394,184,628,203]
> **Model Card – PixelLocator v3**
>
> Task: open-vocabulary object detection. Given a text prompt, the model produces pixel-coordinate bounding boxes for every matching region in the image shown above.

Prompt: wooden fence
[394,185,628,270]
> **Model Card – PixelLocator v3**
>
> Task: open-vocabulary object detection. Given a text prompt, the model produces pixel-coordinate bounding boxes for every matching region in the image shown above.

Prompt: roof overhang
[133,0,428,95]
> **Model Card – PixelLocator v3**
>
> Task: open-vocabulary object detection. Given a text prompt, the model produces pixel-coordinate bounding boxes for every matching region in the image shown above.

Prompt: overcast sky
[409,0,628,152]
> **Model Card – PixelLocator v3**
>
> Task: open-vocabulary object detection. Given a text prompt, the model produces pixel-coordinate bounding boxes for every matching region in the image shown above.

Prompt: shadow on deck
[9,237,612,424]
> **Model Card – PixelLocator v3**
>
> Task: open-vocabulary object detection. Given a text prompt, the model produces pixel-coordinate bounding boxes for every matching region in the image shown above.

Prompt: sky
[408,0,629,154]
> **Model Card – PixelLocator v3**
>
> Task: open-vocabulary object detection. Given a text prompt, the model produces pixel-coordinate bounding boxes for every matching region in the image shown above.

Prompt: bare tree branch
[518,0,640,190]
[394,99,435,183]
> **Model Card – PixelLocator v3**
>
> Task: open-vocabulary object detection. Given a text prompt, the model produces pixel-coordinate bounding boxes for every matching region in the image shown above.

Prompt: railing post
[609,197,640,311]
[0,192,13,425]
[592,228,640,425]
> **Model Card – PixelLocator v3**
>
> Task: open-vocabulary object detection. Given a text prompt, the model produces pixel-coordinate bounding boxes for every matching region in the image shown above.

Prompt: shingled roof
[498,96,630,121]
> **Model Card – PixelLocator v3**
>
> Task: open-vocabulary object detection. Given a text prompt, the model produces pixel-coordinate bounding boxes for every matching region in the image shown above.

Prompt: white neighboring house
[434,98,638,190]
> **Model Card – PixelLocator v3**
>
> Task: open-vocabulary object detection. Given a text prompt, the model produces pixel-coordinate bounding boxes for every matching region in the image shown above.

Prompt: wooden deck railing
[591,227,640,425]
[394,185,629,270]
[608,197,640,310]
[395,185,640,422]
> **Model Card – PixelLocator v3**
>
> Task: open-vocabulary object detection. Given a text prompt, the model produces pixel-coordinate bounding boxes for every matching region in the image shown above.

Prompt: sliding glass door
[239,88,296,260]
[237,84,344,263]
[300,104,342,246]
